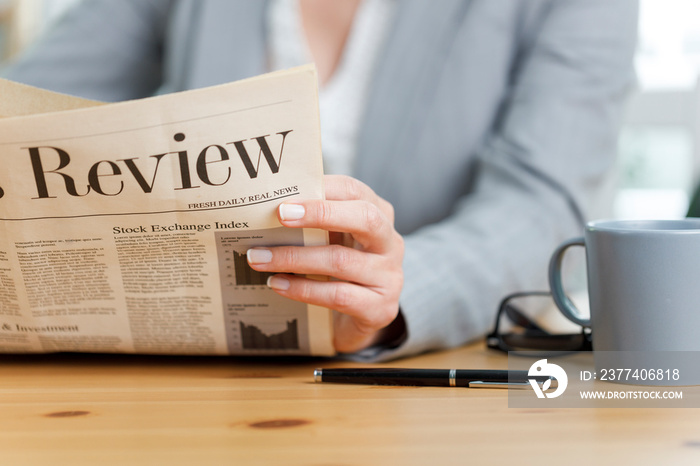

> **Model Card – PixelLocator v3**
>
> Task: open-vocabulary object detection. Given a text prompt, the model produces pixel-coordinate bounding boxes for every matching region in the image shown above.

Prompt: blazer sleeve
[353,0,638,361]
[1,0,173,101]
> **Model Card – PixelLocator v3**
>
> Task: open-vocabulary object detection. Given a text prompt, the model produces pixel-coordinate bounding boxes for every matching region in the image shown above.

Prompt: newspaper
[0,65,335,356]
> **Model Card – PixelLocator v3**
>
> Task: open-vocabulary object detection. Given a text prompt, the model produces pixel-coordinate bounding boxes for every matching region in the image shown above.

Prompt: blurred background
[1,0,699,221]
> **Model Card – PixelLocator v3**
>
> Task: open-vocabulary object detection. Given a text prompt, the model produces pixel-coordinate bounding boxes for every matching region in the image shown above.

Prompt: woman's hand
[246,175,404,353]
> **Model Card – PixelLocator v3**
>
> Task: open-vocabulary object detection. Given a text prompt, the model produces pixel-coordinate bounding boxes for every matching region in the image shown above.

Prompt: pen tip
[313,369,322,383]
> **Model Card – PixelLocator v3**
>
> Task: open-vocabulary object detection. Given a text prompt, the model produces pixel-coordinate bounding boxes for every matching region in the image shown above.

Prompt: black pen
[313,368,552,389]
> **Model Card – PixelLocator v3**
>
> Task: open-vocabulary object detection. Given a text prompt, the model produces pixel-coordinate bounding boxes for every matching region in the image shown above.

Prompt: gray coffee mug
[549,219,700,386]
[549,219,700,352]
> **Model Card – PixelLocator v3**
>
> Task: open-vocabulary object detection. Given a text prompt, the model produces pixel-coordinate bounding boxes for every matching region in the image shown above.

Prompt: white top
[267,0,396,175]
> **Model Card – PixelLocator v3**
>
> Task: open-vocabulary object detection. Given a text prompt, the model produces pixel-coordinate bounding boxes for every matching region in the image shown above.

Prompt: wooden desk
[1,343,699,465]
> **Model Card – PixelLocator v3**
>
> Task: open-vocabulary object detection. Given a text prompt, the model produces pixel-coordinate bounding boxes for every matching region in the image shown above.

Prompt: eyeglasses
[486,291,592,354]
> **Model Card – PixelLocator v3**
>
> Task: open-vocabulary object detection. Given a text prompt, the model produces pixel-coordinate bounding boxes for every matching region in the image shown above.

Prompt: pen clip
[468,381,530,389]
[468,377,556,389]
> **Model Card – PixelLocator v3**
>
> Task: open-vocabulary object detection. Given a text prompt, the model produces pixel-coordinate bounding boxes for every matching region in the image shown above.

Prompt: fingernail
[247,248,272,264]
[279,203,305,221]
[267,275,290,290]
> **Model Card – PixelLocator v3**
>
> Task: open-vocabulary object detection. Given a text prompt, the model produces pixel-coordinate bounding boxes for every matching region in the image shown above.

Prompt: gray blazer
[2,0,638,360]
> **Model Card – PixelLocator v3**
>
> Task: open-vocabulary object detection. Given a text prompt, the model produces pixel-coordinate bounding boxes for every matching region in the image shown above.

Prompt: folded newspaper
[0,65,335,356]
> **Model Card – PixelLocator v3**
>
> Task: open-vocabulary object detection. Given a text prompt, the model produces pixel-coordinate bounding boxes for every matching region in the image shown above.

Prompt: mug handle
[548,237,591,327]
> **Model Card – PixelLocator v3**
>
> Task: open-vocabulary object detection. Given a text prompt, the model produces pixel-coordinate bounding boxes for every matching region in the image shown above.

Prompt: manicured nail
[279,203,305,221]
[247,248,272,264]
[267,275,290,290]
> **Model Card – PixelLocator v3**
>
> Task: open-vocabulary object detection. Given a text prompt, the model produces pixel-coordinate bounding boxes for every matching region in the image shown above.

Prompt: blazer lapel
[355,0,473,193]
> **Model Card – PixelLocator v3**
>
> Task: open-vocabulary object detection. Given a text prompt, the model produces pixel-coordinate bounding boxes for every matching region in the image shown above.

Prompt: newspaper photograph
[0,65,335,356]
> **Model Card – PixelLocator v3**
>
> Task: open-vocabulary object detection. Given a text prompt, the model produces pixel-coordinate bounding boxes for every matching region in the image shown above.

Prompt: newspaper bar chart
[232,250,274,286]
[216,229,313,354]
[239,319,299,350]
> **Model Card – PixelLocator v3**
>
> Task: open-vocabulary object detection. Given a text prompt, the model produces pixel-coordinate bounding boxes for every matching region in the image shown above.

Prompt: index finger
[324,175,394,222]
[279,199,395,253]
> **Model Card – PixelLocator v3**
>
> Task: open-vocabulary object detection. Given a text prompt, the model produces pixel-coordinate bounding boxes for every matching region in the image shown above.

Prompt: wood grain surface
[1,343,699,465]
